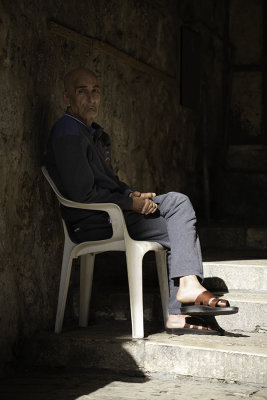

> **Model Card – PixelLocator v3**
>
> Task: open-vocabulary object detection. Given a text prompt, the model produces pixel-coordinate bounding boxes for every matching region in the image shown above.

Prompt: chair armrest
[41,166,126,241]
[59,197,126,241]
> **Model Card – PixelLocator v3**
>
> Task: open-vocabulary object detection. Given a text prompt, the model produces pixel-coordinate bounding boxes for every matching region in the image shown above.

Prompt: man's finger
[147,203,158,214]
[140,192,156,199]
[143,200,158,215]
[130,191,141,198]
[150,203,158,213]
[141,199,152,214]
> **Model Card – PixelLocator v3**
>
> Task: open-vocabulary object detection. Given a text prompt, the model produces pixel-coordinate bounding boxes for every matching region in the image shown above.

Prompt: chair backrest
[41,166,76,207]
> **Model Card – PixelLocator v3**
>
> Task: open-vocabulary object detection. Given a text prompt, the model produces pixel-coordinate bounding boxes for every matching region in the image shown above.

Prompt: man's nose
[86,92,95,103]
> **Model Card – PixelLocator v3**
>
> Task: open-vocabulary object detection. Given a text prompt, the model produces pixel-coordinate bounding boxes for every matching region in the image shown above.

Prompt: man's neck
[66,109,93,127]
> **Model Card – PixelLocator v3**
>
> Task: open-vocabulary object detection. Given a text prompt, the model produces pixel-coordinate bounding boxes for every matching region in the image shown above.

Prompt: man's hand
[131,195,158,215]
[129,191,156,199]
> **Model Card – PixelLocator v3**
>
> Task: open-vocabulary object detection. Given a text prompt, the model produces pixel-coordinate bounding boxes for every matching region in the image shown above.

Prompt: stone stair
[26,322,267,385]
[203,258,267,332]
[22,252,267,387]
[69,254,267,333]
[1,368,267,400]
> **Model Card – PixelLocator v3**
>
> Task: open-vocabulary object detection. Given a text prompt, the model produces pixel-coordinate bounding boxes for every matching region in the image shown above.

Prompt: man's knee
[155,192,195,217]
[166,191,190,205]
[165,192,196,215]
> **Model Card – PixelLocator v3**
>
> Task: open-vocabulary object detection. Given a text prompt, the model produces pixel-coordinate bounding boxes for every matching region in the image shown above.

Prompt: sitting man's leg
[154,192,204,306]
[125,191,235,332]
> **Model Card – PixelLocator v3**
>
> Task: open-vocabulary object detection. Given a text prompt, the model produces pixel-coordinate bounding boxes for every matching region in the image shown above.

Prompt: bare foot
[166,314,188,329]
[166,314,224,332]
[176,275,206,303]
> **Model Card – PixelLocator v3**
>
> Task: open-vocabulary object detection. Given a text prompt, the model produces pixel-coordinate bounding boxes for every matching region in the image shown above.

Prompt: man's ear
[63,91,70,107]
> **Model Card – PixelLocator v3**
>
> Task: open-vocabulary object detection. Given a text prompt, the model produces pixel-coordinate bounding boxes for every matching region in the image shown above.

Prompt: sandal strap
[185,316,210,331]
[184,316,223,332]
[184,322,209,330]
[195,290,230,308]
[195,290,213,305]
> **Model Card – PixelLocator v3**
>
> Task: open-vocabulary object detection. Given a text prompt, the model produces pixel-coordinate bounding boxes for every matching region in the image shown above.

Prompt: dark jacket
[45,113,133,228]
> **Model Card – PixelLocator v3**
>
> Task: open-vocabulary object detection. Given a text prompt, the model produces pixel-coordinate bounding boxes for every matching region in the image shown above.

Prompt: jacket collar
[64,112,103,138]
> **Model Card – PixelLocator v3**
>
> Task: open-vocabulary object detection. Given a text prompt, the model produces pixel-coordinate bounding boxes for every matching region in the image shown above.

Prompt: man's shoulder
[51,114,81,140]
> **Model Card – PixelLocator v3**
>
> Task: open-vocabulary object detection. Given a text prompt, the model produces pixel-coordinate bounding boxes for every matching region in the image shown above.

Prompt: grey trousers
[74,192,203,315]
[124,192,203,314]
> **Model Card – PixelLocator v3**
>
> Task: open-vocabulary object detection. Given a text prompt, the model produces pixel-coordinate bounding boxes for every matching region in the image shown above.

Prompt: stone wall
[0,0,179,372]
[177,0,226,213]
[229,0,263,144]
[0,0,227,372]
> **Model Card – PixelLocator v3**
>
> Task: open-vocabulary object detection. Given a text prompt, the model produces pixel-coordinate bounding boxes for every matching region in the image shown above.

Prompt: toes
[208,297,230,308]
[217,299,230,307]
[185,317,211,331]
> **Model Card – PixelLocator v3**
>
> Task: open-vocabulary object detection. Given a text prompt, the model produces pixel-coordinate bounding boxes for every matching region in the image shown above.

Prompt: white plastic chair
[41,166,169,339]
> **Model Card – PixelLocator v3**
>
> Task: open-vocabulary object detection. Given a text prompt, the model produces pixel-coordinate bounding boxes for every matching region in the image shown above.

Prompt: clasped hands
[129,191,158,215]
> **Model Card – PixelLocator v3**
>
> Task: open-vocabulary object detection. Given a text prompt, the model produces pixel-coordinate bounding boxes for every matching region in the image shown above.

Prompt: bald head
[64,67,97,93]
[63,67,100,126]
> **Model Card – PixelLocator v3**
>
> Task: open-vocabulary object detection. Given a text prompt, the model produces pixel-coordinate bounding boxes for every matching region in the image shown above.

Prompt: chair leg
[155,251,169,327]
[79,253,95,327]
[55,245,73,333]
[126,244,144,339]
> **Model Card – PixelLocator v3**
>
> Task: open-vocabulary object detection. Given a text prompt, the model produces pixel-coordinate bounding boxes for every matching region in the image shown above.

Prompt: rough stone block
[226,145,267,172]
[198,226,245,249]
[246,228,267,250]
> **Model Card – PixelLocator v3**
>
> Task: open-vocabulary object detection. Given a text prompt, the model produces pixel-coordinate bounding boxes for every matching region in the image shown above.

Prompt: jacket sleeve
[101,132,134,196]
[52,134,133,210]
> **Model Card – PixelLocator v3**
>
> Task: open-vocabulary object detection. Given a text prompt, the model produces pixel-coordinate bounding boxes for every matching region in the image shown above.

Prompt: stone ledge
[1,369,267,400]
[24,322,267,386]
[215,290,267,332]
[203,259,267,291]
[68,288,267,332]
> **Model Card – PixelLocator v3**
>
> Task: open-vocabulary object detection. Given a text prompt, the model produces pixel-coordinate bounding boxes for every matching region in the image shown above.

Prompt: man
[46,67,237,333]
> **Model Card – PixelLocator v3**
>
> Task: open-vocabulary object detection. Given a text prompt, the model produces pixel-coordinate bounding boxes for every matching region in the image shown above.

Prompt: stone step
[76,251,267,289]
[214,290,267,332]
[25,322,267,386]
[203,258,267,291]
[69,288,267,333]
[2,369,267,399]
[67,258,267,333]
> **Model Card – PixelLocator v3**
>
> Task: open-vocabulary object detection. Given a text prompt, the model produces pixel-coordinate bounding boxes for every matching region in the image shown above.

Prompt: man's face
[63,70,100,125]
